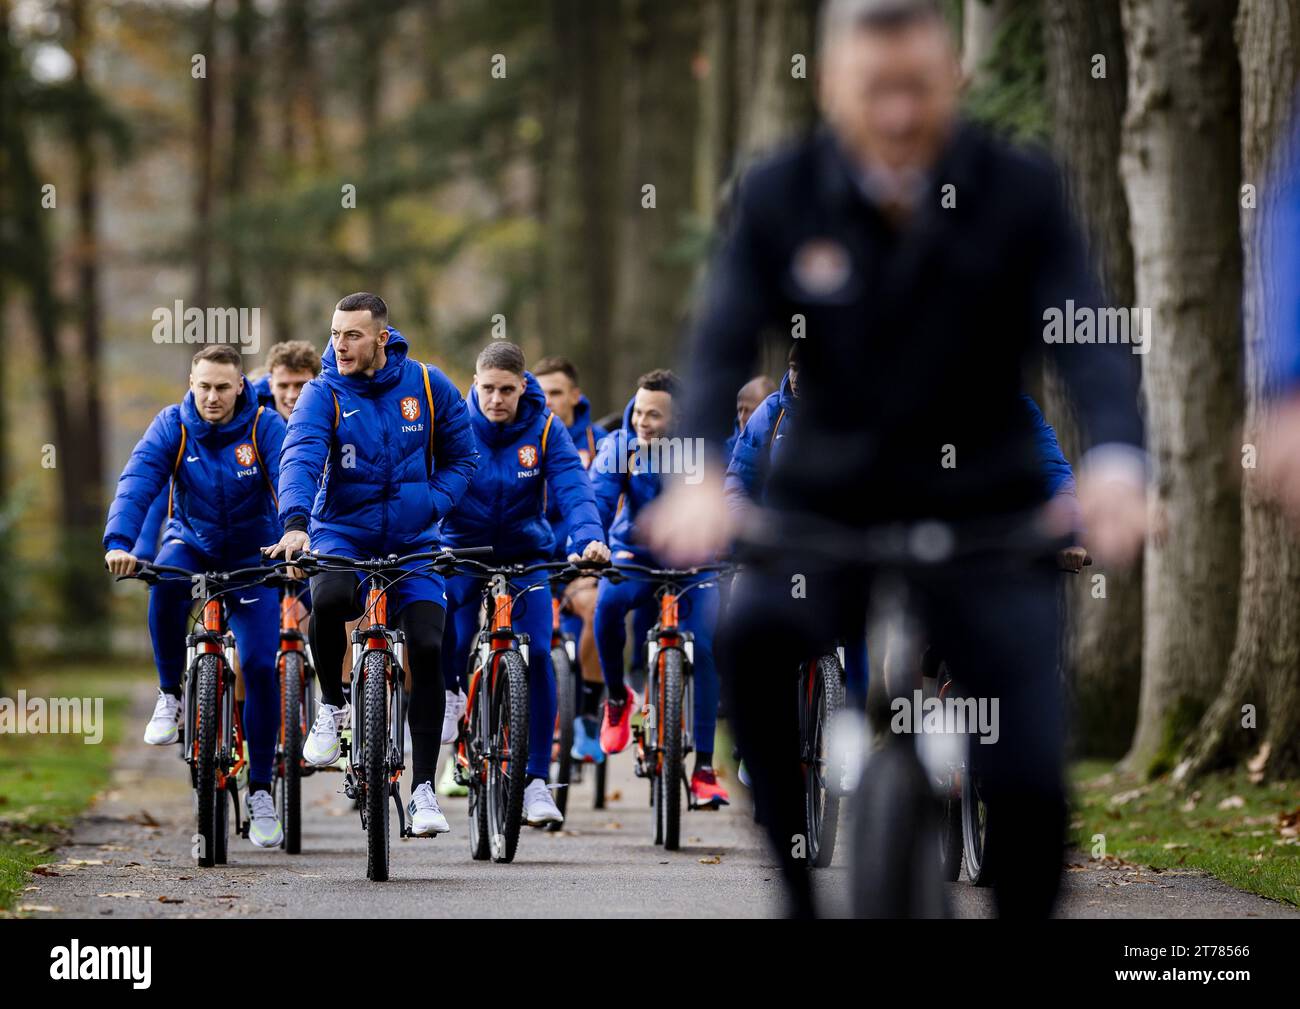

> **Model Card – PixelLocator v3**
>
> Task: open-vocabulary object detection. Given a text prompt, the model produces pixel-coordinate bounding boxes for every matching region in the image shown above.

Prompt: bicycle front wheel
[194,654,221,868]
[658,648,685,851]
[279,651,305,854]
[362,650,391,881]
[805,654,844,868]
[486,649,529,863]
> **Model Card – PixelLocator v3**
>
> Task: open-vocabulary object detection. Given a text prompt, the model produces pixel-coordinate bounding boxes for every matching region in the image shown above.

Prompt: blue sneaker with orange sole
[571,716,605,763]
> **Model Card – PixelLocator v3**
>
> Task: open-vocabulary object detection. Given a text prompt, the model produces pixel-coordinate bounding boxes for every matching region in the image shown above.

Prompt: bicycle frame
[345,579,410,830]
[181,592,247,837]
[635,581,697,785]
[275,585,316,775]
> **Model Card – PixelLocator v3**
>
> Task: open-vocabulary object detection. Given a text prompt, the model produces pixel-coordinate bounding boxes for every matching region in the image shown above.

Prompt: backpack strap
[167,424,188,519]
[769,407,786,448]
[250,406,279,508]
[420,363,436,474]
[540,413,556,457]
[330,389,340,429]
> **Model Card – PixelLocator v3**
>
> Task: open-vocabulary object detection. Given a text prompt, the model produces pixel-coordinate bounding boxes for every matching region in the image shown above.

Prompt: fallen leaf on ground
[129,810,160,826]
[17,905,57,913]
[1217,795,1245,810]
[608,790,622,802]
[603,821,622,830]
[96,892,144,899]
[157,896,184,904]
[698,855,722,865]
[29,866,60,877]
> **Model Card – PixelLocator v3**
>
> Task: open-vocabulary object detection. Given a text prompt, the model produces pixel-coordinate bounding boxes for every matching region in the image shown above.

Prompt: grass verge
[0,667,144,913]
[1071,760,1300,907]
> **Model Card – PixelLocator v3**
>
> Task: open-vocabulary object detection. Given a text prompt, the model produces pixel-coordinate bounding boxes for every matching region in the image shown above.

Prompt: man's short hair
[476,340,527,376]
[636,368,678,397]
[817,0,945,54]
[532,355,579,385]
[192,345,243,370]
[788,342,801,365]
[267,339,322,377]
[335,292,389,328]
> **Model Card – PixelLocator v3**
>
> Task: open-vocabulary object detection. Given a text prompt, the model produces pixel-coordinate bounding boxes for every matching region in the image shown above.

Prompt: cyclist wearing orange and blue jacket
[438,343,609,826]
[103,345,287,848]
[591,370,730,808]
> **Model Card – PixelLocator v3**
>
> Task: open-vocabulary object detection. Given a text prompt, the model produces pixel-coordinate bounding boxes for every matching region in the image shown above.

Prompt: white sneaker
[407,781,450,835]
[441,689,467,744]
[247,789,283,848]
[523,778,564,827]
[143,690,182,745]
[303,702,349,766]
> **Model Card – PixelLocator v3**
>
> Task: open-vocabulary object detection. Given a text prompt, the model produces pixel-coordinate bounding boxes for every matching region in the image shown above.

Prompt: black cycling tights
[308,571,446,791]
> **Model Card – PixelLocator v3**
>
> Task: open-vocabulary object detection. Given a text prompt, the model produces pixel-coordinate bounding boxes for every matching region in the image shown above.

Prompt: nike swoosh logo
[342,409,361,418]
[239,597,259,605]
[186,455,199,463]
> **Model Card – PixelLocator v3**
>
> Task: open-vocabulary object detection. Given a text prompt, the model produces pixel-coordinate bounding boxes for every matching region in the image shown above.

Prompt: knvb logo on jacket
[400,396,421,421]
[518,444,538,468]
[234,443,256,467]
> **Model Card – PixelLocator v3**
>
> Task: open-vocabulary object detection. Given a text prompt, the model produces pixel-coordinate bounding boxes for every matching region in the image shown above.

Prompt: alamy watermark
[0,690,104,744]
[890,688,1000,745]
[1043,300,1151,355]
[593,436,704,484]
[151,300,261,354]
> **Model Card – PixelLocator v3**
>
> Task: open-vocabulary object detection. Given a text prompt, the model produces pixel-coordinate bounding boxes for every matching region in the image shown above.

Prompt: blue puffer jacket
[442,373,604,561]
[547,395,608,557]
[277,327,478,554]
[725,370,796,506]
[1021,395,1075,498]
[104,389,286,560]
[591,396,685,562]
[251,373,275,409]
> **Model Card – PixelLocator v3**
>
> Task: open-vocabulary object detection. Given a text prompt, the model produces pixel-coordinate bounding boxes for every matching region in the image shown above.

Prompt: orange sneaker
[599,686,636,755]
[690,766,730,808]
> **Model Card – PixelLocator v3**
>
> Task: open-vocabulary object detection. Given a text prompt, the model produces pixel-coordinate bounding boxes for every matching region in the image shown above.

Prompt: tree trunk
[732,0,817,165]
[1179,0,1300,782]
[226,0,258,308]
[1120,0,1243,777]
[193,0,216,310]
[962,0,1012,88]
[541,0,622,413]
[609,0,700,400]
[1042,0,1142,758]
[64,0,109,640]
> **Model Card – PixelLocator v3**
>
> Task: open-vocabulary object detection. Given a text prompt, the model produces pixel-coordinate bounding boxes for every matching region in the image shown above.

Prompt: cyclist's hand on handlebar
[266,530,311,579]
[1076,458,1148,568]
[640,468,732,568]
[573,540,611,564]
[1057,545,1090,573]
[105,549,138,576]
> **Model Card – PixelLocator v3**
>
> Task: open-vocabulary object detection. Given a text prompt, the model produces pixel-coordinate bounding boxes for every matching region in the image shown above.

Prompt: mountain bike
[295,546,490,881]
[737,508,1073,917]
[595,562,731,851]
[268,568,318,854]
[114,559,280,867]
[449,559,594,863]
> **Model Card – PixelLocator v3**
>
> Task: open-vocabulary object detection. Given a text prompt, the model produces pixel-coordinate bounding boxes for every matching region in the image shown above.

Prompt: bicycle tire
[362,649,390,882]
[962,759,994,886]
[487,649,529,863]
[280,651,305,854]
[550,643,576,828]
[466,663,491,861]
[194,654,220,868]
[659,648,685,851]
[806,654,844,868]
[594,755,607,809]
[848,741,947,918]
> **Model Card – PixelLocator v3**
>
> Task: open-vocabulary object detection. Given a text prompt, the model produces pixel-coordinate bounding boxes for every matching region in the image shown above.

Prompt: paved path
[17,685,1299,919]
